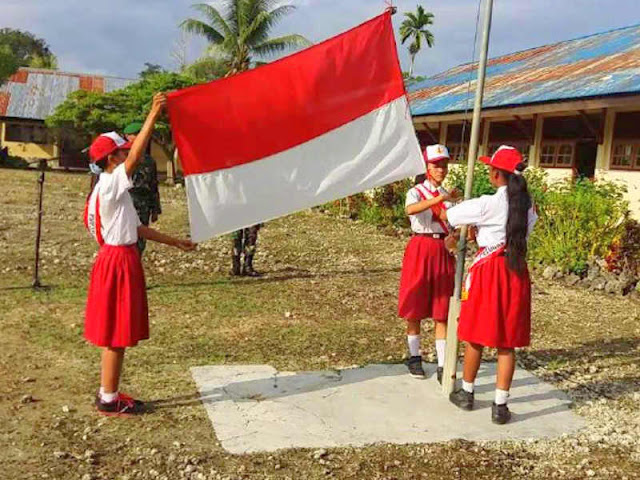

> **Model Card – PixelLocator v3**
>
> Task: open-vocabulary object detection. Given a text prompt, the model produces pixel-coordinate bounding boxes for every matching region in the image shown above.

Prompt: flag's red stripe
[168,12,405,176]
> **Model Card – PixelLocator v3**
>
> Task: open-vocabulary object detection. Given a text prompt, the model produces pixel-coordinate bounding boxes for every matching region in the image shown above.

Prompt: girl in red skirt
[84,93,196,416]
[398,144,460,382]
[442,146,537,424]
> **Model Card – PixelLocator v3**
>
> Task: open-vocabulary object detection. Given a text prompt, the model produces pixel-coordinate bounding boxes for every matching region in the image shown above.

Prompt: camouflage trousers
[135,205,152,254]
[231,224,261,260]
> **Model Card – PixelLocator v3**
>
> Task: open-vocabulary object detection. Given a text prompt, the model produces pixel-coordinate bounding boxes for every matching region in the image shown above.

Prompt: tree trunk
[409,55,415,78]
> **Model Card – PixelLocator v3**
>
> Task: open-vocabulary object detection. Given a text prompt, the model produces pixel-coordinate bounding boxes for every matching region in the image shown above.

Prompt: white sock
[99,388,118,403]
[495,389,509,405]
[407,335,421,357]
[435,339,446,367]
[462,380,474,393]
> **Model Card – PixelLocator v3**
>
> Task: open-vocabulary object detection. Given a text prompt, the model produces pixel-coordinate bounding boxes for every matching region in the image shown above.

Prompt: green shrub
[529,178,628,274]
[445,162,495,197]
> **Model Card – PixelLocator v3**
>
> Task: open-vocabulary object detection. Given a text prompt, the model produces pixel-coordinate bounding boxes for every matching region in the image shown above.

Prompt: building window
[539,142,575,168]
[5,123,49,145]
[611,142,640,170]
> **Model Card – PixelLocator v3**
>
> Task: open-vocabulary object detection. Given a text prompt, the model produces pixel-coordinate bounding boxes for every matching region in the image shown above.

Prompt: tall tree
[0,45,19,85]
[399,5,435,77]
[46,72,195,160]
[0,29,57,70]
[180,0,310,76]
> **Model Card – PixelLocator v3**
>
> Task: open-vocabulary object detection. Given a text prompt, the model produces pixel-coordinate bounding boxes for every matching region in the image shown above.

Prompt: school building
[0,67,174,177]
[408,24,640,214]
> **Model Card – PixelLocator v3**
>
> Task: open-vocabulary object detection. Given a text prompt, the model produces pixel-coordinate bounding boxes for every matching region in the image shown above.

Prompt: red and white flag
[168,11,424,242]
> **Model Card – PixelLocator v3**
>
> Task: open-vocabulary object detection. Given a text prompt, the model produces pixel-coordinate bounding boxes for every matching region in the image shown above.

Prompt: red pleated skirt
[85,244,149,348]
[398,236,455,322]
[459,254,531,348]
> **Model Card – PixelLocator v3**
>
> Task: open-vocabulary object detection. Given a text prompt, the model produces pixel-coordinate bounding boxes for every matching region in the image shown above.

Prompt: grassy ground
[1,168,639,480]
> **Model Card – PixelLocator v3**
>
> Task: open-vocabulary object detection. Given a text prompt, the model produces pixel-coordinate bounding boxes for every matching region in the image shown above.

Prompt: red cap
[88,132,132,163]
[479,146,523,174]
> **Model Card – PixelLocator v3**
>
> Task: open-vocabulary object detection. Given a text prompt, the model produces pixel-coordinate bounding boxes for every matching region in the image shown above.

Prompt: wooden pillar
[480,119,491,156]
[439,122,448,145]
[596,108,616,172]
[529,115,544,167]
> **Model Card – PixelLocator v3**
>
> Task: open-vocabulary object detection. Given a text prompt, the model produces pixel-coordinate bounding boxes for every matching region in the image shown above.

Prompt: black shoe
[95,393,148,417]
[436,367,443,385]
[407,356,425,378]
[449,388,474,411]
[492,402,512,425]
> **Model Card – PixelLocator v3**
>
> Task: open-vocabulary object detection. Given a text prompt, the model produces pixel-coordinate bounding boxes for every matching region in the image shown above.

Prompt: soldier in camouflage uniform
[231,224,262,277]
[124,122,162,254]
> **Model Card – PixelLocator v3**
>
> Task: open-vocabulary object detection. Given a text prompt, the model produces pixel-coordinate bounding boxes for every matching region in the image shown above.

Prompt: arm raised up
[125,93,167,177]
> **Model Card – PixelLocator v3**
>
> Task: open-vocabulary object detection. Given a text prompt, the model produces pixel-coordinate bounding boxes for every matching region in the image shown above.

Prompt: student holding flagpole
[84,93,196,416]
[398,144,460,382]
[440,146,537,424]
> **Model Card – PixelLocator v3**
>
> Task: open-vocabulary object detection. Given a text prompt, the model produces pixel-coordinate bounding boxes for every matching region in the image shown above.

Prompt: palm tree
[180,1,311,76]
[399,5,435,78]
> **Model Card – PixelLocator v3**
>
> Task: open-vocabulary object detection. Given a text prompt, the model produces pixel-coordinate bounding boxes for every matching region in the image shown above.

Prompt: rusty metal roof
[408,23,640,117]
[0,68,135,120]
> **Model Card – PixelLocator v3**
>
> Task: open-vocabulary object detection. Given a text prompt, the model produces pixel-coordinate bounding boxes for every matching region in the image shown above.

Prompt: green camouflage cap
[123,122,144,135]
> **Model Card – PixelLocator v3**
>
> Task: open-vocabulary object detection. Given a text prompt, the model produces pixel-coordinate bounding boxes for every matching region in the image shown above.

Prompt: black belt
[413,232,446,239]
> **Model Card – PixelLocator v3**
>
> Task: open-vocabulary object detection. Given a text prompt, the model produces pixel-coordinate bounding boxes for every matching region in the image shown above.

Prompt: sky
[3,0,640,80]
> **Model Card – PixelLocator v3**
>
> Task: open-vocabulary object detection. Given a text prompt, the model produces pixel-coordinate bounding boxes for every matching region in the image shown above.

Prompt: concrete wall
[597,170,640,216]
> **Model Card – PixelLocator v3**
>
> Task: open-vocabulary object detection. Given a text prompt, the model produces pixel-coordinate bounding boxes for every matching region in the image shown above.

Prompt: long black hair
[504,162,531,273]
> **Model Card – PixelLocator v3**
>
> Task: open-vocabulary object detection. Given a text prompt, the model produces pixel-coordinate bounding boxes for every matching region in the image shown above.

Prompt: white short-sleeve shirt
[446,186,537,247]
[405,180,452,234]
[88,163,141,246]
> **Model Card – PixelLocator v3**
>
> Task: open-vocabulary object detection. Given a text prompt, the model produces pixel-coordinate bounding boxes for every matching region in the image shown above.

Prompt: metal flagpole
[442,0,494,395]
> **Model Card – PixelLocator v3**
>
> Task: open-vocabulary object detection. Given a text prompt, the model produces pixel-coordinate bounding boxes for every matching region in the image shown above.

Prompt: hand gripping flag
[167,11,425,242]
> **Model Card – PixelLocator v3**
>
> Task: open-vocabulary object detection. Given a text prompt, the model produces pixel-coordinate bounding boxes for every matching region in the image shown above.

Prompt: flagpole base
[441,296,461,395]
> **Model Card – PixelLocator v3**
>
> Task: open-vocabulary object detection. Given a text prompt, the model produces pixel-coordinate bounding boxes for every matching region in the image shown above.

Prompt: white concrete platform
[190,363,585,454]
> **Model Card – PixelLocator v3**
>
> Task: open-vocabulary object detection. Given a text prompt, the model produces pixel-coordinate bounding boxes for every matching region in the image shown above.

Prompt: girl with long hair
[440,146,537,424]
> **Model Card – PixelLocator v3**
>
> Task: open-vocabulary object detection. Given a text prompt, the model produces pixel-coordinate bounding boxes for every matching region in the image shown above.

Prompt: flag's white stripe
[185,96,424,242]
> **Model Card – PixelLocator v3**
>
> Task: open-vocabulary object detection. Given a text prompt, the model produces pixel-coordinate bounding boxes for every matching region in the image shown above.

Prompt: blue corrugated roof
[0,68,135,120]
[408,24,640,116]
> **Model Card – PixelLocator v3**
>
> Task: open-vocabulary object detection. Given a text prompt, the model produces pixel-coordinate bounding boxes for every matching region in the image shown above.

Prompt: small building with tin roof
[0,67,172,174]
[408,23,640,213]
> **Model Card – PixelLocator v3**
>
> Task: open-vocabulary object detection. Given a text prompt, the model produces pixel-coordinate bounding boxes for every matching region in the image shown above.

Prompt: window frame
[539,141,576,168]
[610,141,640,171]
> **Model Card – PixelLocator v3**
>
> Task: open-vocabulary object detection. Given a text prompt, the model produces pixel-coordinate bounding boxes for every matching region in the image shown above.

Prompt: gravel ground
[0,168,638,480]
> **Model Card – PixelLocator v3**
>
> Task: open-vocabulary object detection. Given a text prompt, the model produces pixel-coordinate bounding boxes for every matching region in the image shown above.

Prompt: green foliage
[529,179,628,274]
[0,28,57,69]
[181,1,311,75]
[323,166,634,275]
[139,63,167,79]
[183,55,230,82]
[399,5,435,76]
[0,45,19,85]
[46,72,196,153]
[445,162,496,197]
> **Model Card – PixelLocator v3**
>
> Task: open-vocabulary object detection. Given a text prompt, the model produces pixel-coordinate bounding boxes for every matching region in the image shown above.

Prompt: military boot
[242,254,262,277]
[230,255,242,276]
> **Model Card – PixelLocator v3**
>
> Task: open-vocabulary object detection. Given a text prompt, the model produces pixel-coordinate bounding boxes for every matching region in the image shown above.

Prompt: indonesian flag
[167,11,424,242]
